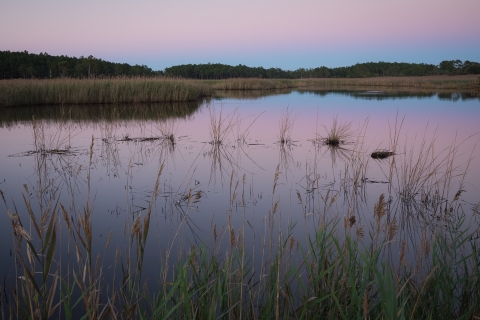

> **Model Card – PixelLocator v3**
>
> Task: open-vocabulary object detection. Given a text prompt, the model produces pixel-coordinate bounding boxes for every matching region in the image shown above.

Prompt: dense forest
[0,50,159,79]
[1,50,479,80]
[165,60,480,79]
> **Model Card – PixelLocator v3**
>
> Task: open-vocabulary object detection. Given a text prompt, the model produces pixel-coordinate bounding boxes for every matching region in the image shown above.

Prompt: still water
[1,89,479,296]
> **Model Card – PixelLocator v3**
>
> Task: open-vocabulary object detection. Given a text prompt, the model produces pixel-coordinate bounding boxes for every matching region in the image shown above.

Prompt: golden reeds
[2,75,478,107]
[0,77,213,107]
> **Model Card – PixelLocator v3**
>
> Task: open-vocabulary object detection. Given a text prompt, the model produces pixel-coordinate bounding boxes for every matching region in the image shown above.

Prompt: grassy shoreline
[0,78,214,107]
[1,75,479,107]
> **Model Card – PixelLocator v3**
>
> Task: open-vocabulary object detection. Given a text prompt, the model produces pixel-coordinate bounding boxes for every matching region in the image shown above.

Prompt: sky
[1,0,480,71]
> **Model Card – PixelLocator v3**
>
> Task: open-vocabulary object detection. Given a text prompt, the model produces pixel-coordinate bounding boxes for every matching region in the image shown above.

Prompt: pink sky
[1,0,479,70]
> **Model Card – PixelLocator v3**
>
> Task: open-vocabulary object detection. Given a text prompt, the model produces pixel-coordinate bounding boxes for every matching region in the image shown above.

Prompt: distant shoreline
[0,75,478,107]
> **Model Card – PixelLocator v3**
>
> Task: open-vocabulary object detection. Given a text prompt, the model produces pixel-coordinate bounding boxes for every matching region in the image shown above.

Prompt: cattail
[105,230,113,249]
[388,217,398,241]
[349,215,356,227]
[61,204,72,232]
[363,290,369,319]
[273,201,279,214]
[289,236,295,251]
[231,181,239,205]
[356,225,365,241]
[473,202,480,215]
[230,227,236,247]
[399,240,407,272]
[330,193,338,207]
[374,194,386,220]
[273,164,280,194]
[296,190,303,204]
[13,223,31,241]
[452,189,464,202]
[421,230,430,257]
[40,211,50,230]
[132,215,142,238]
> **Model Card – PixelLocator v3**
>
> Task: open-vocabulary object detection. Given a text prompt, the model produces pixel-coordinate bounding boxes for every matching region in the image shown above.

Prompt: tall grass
[278,108,296,145]
[0,77,213,107]
[5,191,479,318]
[316,116,354,146]
[207,105,239,145]
[384,121,479,201]
[205,75,480,91]
[1,75,478,107]
[1,113,480,319]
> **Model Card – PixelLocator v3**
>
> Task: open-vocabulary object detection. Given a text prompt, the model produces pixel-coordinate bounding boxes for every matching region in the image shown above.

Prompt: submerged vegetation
[1,106,479,319]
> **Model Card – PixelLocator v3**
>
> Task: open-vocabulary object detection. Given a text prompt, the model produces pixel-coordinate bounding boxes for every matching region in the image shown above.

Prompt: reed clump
[317,116,353,146]
[208,106,239,145]
[278,108,296,145]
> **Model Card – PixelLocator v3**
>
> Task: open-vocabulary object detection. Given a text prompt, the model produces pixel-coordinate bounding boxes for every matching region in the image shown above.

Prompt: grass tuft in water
[317,116,354,146]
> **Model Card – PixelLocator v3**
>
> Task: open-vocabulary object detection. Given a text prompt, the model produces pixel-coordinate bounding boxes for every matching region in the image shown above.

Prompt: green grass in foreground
[3,162,480,319]
[1,75,479,107]
[5,195,480,319]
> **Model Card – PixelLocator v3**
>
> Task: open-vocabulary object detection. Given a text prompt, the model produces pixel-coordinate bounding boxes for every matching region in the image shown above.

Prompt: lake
[1,88,479,317]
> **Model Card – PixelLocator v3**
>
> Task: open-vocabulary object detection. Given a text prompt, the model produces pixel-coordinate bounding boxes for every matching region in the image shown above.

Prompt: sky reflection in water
[1,90,479,283]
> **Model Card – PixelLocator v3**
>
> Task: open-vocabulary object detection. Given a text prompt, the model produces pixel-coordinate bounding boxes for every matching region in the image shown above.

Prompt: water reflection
[1,89,479,317]
[0,101,201,127]
[213,87,480,102]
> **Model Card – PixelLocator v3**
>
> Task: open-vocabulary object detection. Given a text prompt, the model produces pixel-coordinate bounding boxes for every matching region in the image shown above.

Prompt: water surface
[1,89,479,296]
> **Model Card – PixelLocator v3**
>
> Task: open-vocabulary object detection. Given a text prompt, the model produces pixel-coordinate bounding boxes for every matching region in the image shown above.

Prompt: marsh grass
[317,116,354,146]
[2,113,480,319]
[208,105,240,145]
[278,108,297,145]
[2,76,478,108]
[0,78,213,107]
[386,123,478,201]
[4,166,480,319]
[156,119,179,147]
[204,76,480,92]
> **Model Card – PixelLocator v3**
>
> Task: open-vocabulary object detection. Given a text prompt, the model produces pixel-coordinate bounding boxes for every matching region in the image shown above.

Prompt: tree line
[1,50,479,80]
[165,60,480,79]
[0,50,159,79]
